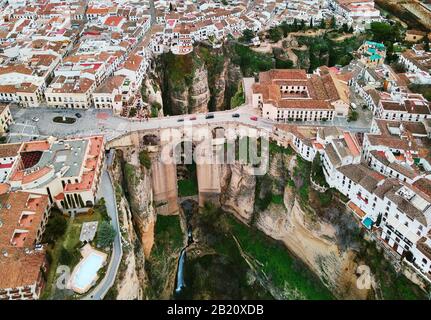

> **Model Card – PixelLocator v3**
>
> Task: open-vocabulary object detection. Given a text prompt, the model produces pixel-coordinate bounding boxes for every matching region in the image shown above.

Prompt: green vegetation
[230,82,245,108]
[296,33,365,71]
[150,102,161,117]
[198,46,225,111]
[160,51,202,115]
[356,239,427,300]
[316,190,333,207]
[269,141,293,155]
[202,205,333,299]
[97,221,116,248]
[241,29,255,43]
[268,27,282,43]
[310,156,328,187]
[178,162,198,197]
[293,156,312,205]
[179,203,273,299]
[139,150,151,169]
[42,204,108,299]
[231,44,273,76]
[367,22,403,63]
[129,107,137,118]
[161,51,198,90]
[145,215,184,298]
[42,212,67,244]
[53,116,76,124]
[408,84,431,101]
[178,179,198,197]
[348,110,359,122]
[124,163,138,188]
[271,194,284,205]
[275,58,294,69]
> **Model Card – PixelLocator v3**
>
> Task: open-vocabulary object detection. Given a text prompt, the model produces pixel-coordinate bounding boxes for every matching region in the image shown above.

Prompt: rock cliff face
[169,63,210,115]
[159,46,243,115]
[122,149,156,258]
[108,150,148,300]
[220,163,256,223]
[218,155,370,299]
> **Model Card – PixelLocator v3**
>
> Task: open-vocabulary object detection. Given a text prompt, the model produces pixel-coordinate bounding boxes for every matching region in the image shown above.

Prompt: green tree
[268,27,282,42]
[280,21,291,37]
[293,19,298,31]
[369,22,401,43]
[58,246,73,266]
[342,23,348,33]
[330,16,336,29]
[319,19,326,29]
[242,29,255,43]
[97,221,116,248]
[139,150,151,169]
[275,58,294,68]
[300,20,305,30]
[424,38,430,52]
[43,214,67,243]
[348,110,359,122]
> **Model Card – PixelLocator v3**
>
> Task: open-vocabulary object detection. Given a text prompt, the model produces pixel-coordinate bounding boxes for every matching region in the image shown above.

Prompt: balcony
[356,193,368,204]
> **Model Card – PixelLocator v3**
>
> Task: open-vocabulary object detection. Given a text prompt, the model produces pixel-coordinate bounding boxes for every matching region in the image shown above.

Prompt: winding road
[82,150,122,300]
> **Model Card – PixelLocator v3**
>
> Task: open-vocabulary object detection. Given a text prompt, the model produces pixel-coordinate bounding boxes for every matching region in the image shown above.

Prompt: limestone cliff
[218,155,370,299]
[158,46,243,115]
[220,163,256,224]
[169,63,210,115]
[159,51,210,115]
[121,149,156,258]
[107,150,148,300]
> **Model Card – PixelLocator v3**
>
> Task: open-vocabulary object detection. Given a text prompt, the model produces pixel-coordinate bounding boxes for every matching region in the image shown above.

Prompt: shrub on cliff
[97,221,116,248]
[139,150,151,169]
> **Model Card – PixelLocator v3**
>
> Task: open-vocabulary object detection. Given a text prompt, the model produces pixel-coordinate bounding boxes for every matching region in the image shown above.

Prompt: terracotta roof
[0,143,22,158]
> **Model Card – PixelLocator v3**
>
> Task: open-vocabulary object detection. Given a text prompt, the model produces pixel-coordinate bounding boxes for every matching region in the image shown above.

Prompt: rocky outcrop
[159,46,243,115]
[220,163,256,224]
[118,148,157,258]
[108,151,147,300]
[218,157,370,299]
[212,60,227,111]
[254,186,368,299]
[169,63,210,115]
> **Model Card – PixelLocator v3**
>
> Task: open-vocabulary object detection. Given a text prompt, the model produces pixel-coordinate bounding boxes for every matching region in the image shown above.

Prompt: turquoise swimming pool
[362,217,373,230]
[72,252,105,291]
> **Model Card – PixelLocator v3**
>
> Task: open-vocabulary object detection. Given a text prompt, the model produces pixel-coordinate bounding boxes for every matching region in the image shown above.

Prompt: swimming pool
[362,217,373,230]
[72,252,105,292]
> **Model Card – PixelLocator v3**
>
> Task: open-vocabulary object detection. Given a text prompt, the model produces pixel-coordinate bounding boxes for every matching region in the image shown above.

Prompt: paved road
[9,104,371,143]
[83,150,122,300]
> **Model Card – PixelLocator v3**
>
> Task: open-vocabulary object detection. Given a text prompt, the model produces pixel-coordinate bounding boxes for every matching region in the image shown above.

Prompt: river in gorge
[173,200,273,300]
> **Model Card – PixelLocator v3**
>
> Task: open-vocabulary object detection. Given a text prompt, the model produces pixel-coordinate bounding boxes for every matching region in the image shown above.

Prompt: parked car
[232,113,240,118]
[75,113,82,118]
[189,116,196,120]
[177,118,184,122]
[350,102,357,110]
[205,113,214,119]
[32,117,39,122]
[250,116,258,121]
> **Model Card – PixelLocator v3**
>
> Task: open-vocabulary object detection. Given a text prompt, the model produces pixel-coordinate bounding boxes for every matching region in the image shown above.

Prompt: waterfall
[174,199,196,296]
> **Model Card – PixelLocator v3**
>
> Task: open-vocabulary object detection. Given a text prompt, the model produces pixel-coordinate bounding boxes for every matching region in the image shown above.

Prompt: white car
[350,103,357,110]
[32,117,40,122]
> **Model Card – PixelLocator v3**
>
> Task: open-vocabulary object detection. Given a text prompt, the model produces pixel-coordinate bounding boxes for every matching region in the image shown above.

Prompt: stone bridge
[106,122,270,214]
